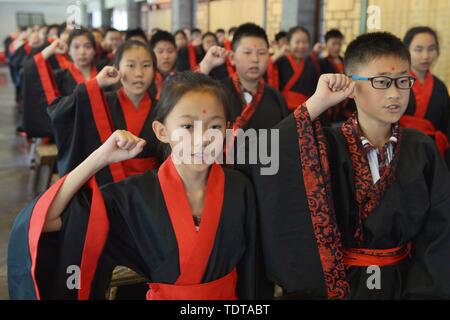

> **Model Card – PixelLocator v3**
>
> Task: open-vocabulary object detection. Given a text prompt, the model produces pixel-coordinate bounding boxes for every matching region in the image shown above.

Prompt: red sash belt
[343,242,412,267]
[146,268,238,300]
[400,115,449,157]
[121,157,158,176]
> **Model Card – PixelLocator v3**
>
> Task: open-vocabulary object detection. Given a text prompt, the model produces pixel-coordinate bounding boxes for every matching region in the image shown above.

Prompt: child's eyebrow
[205,115,225,121]
[124,59,152,63]
[178,115,225,120]
[377,70,409,76]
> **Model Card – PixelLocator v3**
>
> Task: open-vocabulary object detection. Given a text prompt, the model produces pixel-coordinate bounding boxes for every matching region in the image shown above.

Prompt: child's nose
[386,83,401,99]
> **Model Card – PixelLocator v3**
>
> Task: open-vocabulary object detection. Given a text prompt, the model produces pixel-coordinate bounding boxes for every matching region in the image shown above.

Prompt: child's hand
[199,46,229,74]
[42,39,67,59]
[96,66,121,88]
[96,130,146,166]
[271,44,290,63]
[312,42,324,54]
[306,74,355,120]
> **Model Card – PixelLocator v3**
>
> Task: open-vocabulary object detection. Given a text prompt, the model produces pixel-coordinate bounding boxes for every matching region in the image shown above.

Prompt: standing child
[268,26,319,111]
[401,26,450,167]
[251,32,450,299]
[316,29,354,126]
[177,31,229,80]
[199,23,288,145]
[150,30,178,99]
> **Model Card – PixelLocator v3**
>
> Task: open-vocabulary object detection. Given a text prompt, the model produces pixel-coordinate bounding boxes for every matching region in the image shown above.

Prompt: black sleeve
[249,108,348,299]
[100,180,149,277]
[236,178,274,300]
[47,81,106,176]
[175,47,191,72]
[403,139,450,299]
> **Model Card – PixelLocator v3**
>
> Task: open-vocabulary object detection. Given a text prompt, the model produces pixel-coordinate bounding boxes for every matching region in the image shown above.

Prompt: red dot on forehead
[202,109,207,114]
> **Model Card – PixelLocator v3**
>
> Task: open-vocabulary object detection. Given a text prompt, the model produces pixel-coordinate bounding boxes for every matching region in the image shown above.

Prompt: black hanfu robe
[268,55,318,111]
[176,43,230,80]
[221,74,289,131]
[401,71,450,167]
[248,105,450,299]
[220,74,288,163]
[22,52,99,138]
[48,79,160,186]
[8,157,267,300]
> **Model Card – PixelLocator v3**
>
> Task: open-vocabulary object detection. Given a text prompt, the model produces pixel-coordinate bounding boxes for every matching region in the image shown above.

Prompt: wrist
[305,95,329,120]
[41,48,53,60]
[88,149,110,172]
[199,60,212,75]
[95,76,105,88]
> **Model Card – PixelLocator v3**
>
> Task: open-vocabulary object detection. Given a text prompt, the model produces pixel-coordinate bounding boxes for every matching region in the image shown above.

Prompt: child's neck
[291,54,304,63]
[174,163,209,191]
[239,75,260,95]
[76,64,92,80]
[126,92,144,109]
[357,113,392,149]
[412,67,427,84]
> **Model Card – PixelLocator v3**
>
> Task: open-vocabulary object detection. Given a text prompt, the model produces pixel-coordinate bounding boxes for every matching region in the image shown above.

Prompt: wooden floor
[0,66,35,300]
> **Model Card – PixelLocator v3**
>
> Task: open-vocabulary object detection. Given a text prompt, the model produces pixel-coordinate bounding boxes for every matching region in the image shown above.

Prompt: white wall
[0,1,71,50]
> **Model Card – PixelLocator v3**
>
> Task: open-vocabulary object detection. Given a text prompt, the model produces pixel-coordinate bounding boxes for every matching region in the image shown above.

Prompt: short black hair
[174,29,187,39]
[125,28,147,43]
[231,23,269,51]
[403,26,440,55]
[287,26,310,42]
[150,30,176,49]
[228,27,237,35]
[202,32,218,42]
[216,28,225,34]
[275,31,287,42]
[325,29,344,42]
[104,27,120,36]
[191,28,202,34]
[47,24,60,33]
[67,28,96,50]
[344,32,411,74]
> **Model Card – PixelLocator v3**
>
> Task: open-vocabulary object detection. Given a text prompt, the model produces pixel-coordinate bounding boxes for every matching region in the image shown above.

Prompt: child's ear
[152,120,170,143]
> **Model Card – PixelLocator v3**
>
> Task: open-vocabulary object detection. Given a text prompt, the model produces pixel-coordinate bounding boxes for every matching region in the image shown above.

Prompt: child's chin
[190,163,213,171]
[381,110,405,124]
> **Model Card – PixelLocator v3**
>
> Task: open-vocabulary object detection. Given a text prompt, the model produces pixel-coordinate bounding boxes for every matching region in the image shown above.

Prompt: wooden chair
[31,143,58,195]
[106,266,148,300]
